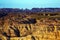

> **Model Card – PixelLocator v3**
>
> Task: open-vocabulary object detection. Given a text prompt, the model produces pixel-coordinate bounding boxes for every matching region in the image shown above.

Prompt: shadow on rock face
[0,13,7,18]
[10,26,20,37]
[20,18,37,24]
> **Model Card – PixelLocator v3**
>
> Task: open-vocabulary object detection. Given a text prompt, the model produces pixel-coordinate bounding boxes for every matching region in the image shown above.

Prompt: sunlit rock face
[0,13,37,37]
[0,12,60,40]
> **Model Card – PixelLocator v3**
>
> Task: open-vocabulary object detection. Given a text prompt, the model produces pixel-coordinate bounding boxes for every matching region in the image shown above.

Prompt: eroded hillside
[0,12,60,40]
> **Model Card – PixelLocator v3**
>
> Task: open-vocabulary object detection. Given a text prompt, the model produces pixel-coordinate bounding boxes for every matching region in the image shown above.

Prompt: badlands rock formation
[0,13,60,40]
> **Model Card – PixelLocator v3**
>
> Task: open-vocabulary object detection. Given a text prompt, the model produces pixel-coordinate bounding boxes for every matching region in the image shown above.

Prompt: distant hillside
[0,8,60,18]
[0,8,60,13]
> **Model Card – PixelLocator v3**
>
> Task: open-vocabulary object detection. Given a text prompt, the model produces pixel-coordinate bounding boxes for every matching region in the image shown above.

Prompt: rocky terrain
[0,9,60,40]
